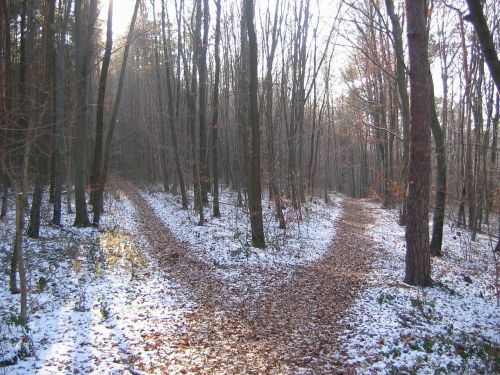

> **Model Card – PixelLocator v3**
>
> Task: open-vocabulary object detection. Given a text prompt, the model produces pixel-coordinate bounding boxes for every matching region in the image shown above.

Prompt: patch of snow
[0,190,195,374]
[141,187,343,269]
[337,202,499,373]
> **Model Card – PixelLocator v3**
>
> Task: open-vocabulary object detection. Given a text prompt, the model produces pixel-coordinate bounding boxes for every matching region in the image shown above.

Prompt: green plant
[99,300,110,320]
[8,314,27,329]
[423,336,435,353]
[378,292,395,305]
[410,297,435,320]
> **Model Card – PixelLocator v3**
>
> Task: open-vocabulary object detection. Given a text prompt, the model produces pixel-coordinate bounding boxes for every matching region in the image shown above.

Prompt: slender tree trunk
[198,0,210,204]
[93,0,139,225]
[162,0,188,209]
[52,0,72,226]
[429,73,447,256]
[151,0,170,192]
[385,0,410,224]
[265,0,285,228]
[186,0,204,225]
[211,0,222,218]
[91,0,113,210]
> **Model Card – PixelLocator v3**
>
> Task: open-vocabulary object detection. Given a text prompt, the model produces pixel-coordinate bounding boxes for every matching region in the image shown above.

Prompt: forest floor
[0,181,498,374]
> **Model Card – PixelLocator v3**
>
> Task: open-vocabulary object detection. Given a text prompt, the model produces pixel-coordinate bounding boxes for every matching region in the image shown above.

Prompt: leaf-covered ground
[1,181,498,374]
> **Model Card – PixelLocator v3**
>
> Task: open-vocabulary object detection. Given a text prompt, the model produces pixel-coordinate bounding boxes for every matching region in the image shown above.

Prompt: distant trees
[0,0,498,312]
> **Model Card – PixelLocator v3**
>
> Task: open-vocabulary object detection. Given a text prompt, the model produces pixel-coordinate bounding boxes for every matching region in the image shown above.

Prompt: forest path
[121,181,375,374]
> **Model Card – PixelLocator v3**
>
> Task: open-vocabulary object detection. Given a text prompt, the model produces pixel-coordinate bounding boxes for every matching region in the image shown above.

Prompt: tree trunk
[198,0,210,205]
[385,0,410,224]
[245,0,265,248]
[93,0,139,225]
[28,0,56,238]
[151,0,170,192]
[186,0,204,225]
[428,73,447,256]
[211,0,222,218]
[91,0,113,209]
[73,0,97,227]
[162,0,188,209]
[404,0,432,287]
[265,0,285,228]
[52,0,72,226]
[0,0,12,220]
[465,0,500,93]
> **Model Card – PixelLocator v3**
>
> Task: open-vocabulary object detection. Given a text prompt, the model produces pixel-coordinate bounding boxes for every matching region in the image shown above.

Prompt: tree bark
[465,0,500,94]
[91,0,113,210]
[265,0,285,229]
[162,0,188,209]
[93,0,140,225]
[211,0,222,218]
[73,0,97,227]
[245,0,265,248]
[404,0,432,287]
[198,0,210,205]
[28,0,56,237]
[385,0,410,224]
[428,73,447,256]
[52,0,72,226]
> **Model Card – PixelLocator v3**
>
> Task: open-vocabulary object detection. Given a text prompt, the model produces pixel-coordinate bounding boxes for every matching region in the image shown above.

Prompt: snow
[141,187,343,268]
[1,186,498,373]
[336,202,499,374]
[0,192,194,374]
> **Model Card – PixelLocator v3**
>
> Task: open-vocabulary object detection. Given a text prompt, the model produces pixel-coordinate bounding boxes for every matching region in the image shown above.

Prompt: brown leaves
[120,181,376,373]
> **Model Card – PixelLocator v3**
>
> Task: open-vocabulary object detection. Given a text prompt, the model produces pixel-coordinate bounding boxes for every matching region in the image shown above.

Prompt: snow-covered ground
[337,202,499,373]
[142,187,343,268]
[1,186,498,374]
[0,192,194,374]
[1,186,344,373]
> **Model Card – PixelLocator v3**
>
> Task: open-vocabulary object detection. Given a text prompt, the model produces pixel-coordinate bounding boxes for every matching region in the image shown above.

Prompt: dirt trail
[121,181,375,374]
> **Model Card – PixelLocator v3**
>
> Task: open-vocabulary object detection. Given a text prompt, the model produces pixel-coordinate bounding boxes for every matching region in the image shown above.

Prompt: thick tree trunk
[28,0,56,238]
[404,0,432,287]
[245,0,265,248]
[0,0,12,220]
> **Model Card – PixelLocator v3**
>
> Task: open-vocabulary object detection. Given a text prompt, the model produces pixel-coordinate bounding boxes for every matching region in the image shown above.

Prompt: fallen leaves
[120,181,376,374]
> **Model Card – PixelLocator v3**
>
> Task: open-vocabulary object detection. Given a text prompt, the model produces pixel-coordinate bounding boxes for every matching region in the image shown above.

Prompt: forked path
[122,181,375,374]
